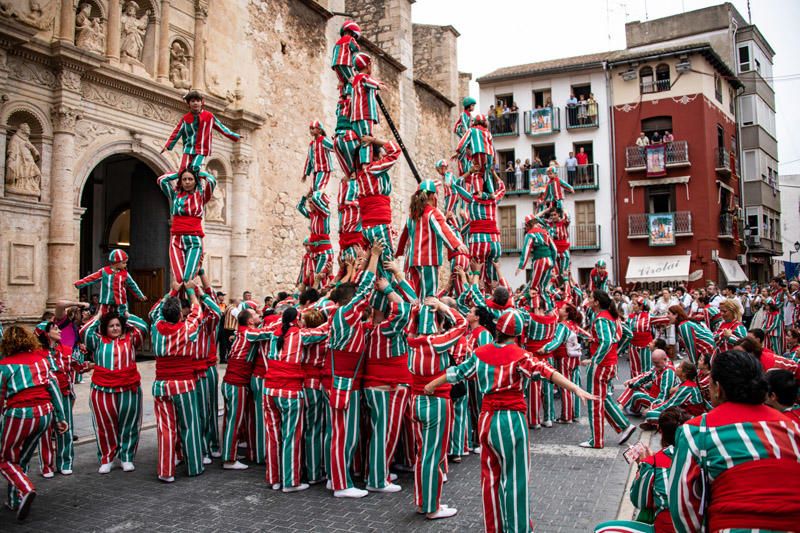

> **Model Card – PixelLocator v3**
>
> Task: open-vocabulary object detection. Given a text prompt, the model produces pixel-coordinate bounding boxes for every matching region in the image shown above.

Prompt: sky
[411,0,800,175]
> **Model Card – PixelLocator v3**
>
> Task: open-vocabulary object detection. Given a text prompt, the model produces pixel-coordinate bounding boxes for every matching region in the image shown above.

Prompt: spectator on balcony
[635,131,650,147]
[504,161,515,189]
[576,147,589,184]
[587,93,598,124]
[663,130,674,143]
[565,152,578,185]
[545,97,553,108]
[488,105,496,129]
[651,130,662,144]
[566,93,577,107]
[577,94,588,125]
[532,155,543,169]
[513,159,523,190]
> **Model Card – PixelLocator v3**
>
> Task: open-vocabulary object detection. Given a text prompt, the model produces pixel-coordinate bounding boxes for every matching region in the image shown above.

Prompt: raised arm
[212,114,241,142]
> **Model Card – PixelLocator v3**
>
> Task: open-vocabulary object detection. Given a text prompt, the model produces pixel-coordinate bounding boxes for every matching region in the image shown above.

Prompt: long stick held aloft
[376,94,421,183]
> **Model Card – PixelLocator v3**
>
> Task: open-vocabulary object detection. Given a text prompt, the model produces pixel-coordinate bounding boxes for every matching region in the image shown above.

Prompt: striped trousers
[556,249,570,277]
[409,266,439,335]
[38,393,74,474]
[469,239,502,286]
[362,386,409,489]
[587,365,630,448]
[325,388,361,491]
[479,409,534,533]
[333,133,360,178]
[220,382,254,463]
[309,171,331,192]
[398,397,417,468]
[264,395,304,488]
[556,357,581,422]
[90,387,142,464]
[154,390,204,478]
[529,257,554,309]
[594,520,654,533]
[467,380,483,449]
[527,374,554,426]
[169,234,203,284]
[412,394,452,513]
[617,387,656,415]
[249,376,267,464]
[333,65,355,97]
[1,409,52,509]
[179,153,206,173]
[449,394,470,455]
[351,120,374,165]
[194,369,220,456]
[303,388,327,483]
[630,346,652,380]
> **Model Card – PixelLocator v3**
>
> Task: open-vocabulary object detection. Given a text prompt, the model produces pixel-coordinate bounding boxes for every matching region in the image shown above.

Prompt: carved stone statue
[205,169,225,222]
[120,1,150,64]
[75,3,105,54]
[0,0,56,30]
[169,41,192,89]
[5,123,42,196]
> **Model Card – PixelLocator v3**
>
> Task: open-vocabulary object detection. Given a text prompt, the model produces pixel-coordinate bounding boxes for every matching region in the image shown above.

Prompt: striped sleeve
[183,303,203,342]
[380,301,411,338]
[125,274,146,300]
[74,269,103,290]
[517,353,556,379]
[212,114,240,141]
[296,196,310,219]
[429,208,463,251]
[518,232,535,270]
[446,353,477,382]
[367,144,401,176]
[430,309,467,353]
[164,119,185,150]
[80,316,101,353]
[200,171,217,204]
[591,318,616,365]
[668,424,705,533]
[541,323,569,353]
[629,462,655,510]
[654,369,677,404]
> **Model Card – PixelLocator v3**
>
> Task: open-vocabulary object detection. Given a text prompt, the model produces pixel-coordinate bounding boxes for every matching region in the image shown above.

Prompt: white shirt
[709,294,724,308]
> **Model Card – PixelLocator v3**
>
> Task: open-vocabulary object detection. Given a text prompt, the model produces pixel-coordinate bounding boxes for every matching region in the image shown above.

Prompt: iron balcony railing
[488,112,519,137]
[524,107,561,135]
[715,147,731,174]
[565,103,599,129]
[565,163,599,190]
[719,212,735,238]
[628,211,693,238]
[625,140,690,171]
[500,166,600,196]
[570,224,601,250]
[641,79,671,94]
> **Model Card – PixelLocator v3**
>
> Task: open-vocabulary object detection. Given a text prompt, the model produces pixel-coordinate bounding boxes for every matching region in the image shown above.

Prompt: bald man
[616,349,677,415]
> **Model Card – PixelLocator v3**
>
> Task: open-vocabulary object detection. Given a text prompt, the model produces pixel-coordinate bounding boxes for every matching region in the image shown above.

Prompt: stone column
[192,2,207,90]
[48,105,80,305]
[59,0,76,43]
[106,0,121,63]
[156,0,171,82]
[229,153,251,299]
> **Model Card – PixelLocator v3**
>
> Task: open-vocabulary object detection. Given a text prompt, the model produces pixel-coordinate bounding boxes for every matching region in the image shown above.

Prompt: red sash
[339,231,367,249]
[6,386,51,408]
[411,371,450,398]
[359,195,391,228]
[264,360,305,392]
[92,365,141,389]
[470,219,499,235]
[362,356,412,388]
[171,215,204,237]
[554,239,570,253]
[481,390,527,413]
[223,358,254,386]
[631,331,653,347]
[155,357,197,381]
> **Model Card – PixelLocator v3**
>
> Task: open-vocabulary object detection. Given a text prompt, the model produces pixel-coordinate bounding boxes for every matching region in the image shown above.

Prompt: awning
[625,255,691,283]
[717,257,748,285]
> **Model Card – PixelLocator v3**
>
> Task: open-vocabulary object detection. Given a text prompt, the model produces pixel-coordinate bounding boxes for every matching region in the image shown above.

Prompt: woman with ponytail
[667,305,715,365]
[395,180,468,336]
[669,349,800,531]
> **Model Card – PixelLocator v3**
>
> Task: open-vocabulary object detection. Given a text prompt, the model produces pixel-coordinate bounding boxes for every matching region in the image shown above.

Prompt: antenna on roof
[644,0,649,20]
[747,0,752,23]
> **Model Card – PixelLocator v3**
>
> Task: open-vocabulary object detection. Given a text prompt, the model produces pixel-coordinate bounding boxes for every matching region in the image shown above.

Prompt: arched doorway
[78,154,170,321]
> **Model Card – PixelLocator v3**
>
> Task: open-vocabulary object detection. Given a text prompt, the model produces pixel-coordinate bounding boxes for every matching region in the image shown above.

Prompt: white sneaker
[471,446,482,454]
[282,483,309,493]
[442,473,447,483]
[533,424,542,429]
[222,461,248,470]
[543,420,553,428]
[578,441,597,448]
[42,472,54,479]
[98,463,112,474]
[271,483,281,490]
[389,473,398,482]
[333,487,368,498]
[60,469,73,476]
[618,425,636,445]
[325,479,332,490]
[210,451,222,458]
[308,479,323,485]
[427,506,458,519]
[121,462,135,472]
[367,483,402,493]
[202,456,212,465]
[158,475,175,483]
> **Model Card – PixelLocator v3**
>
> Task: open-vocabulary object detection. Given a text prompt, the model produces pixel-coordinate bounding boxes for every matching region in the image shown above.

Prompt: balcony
[524,107,560,136]
[500,227,524,254]
[625,140,690,172]
[715,147,732,176]
[565,104,599,130]
[628,211,693,239]
[718,212,735,239]
[488,112,519,137]
[566,164,599,191]
[640,79,671,94]
[570,224,601,250]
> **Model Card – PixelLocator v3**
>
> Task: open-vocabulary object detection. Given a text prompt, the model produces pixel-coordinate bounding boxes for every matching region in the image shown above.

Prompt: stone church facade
[0,0,464,325]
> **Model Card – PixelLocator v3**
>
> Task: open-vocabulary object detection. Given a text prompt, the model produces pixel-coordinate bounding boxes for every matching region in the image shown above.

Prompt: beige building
[0,0,462,325]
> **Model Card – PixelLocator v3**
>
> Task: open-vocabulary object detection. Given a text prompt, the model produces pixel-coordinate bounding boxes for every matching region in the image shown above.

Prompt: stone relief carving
[0,0,56,31]
[76,120,118,149]
[230,155,251,174]
[205,168,225,222]
[169,41,192,90]
[51,105,79,132]
[120,1,151,65]
[7,57,58,89]
[82,82,183,124]
[75,3,105,54]
[5,123,41,196]
[56,69,81,92]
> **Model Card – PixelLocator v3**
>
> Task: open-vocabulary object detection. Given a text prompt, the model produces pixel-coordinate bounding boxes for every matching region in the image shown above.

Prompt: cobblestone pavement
[1,361,639,532]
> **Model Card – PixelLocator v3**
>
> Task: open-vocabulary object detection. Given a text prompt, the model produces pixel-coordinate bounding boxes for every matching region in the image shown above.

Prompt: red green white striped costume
[163,109,240,172]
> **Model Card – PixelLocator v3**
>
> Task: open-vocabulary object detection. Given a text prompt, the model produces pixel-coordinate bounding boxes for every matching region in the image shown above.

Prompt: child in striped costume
[581,291,636,448]
[148,282,205,482]
[454,114,495,188]
[158,168,216,283]
[81,311,147,473]
[302,120,334,193]
[667,305,714,365]
[425,309,595,531]
[549,209,571,276]
[34,321,91,477]
[74,249,146,315]
[297,192,334,287]
[162,90,240,172]
[517,214,558,310]
[333,95,361,179]
[618,349,676,416]
[691,297,722,331]
[337,174,366,263]
[669,350,800,532]
[643,361,707,426]
[713,299,747,353]
[452,97,476,176]
[331,20,361,97]
[588,260,610,293]
[540,165,574,211]
[0,326,67,520]
[626,297,671,378]
[326,242,382,498]
[396,180,467,334]
[763,298,784,354]
[407,297,468,519]
[436,159,466,230]
[350,54,386,165]
[452,178,506,287]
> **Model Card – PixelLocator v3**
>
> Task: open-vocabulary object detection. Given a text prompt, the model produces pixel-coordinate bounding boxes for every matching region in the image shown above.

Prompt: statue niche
[75,2,105,54]
[169,40,192,90]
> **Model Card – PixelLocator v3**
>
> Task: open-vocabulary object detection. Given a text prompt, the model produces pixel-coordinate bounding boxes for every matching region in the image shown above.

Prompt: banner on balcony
[647,213,675,246]
[529,170,548,197]
[645,143,667,177]
[529,108,553,135]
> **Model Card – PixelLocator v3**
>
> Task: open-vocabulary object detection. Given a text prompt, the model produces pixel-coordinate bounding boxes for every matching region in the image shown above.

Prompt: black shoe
[17,491,35,521]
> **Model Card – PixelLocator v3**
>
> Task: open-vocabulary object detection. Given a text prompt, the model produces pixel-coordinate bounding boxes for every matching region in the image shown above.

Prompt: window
[498,206,517,250]
[655,63,671,92]
[574,201,597,248]
[739,95,755,125]
[532,89,552,109]
[497,149,516,188]
[571,84,591,100]
[107,208,131,247]
[728,88,735,114]
[641,116,673,141]
[646,185,675,214]
[743,150,757,181]
[739,95,776,137]
[716,125,725,150]
[714,74,723,103]
[738,44,751,72]
[639,66,654,94]
[532,143,556,166]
